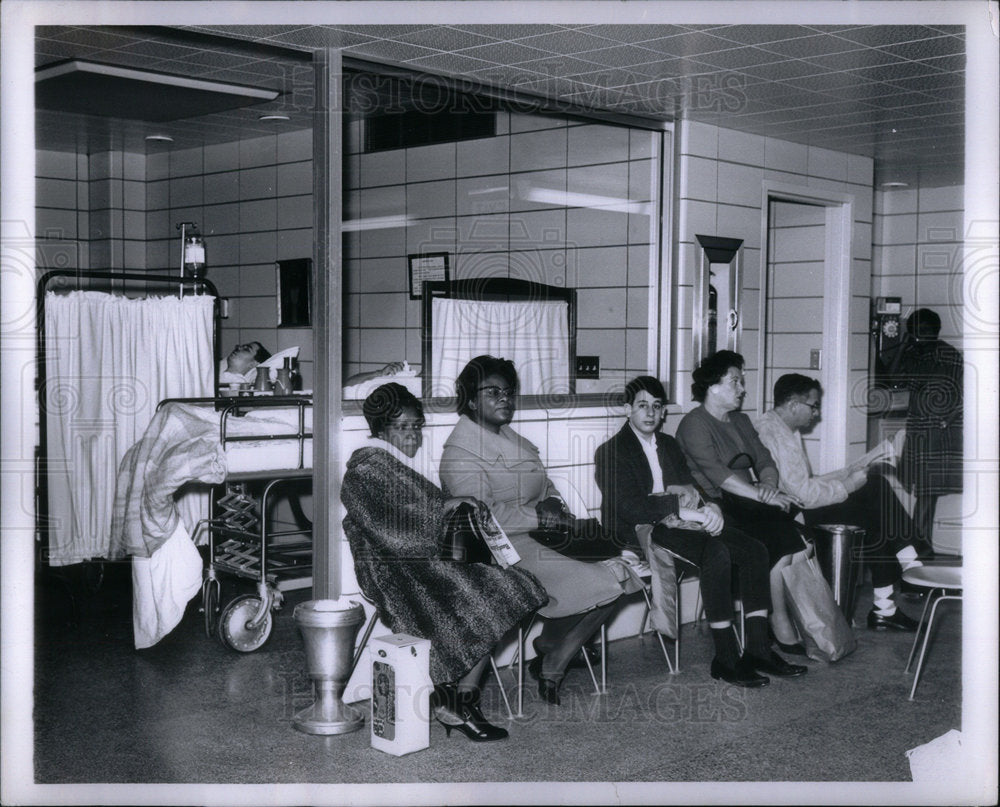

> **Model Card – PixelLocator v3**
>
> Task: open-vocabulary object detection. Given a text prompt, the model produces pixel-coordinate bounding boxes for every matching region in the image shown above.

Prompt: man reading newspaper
[754,374,924,632]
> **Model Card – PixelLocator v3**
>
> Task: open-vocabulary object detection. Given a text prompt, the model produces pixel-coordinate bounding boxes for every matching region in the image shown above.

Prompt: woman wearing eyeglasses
[676,350,810,661]
[341,383,548,742]
[439,356,626,705]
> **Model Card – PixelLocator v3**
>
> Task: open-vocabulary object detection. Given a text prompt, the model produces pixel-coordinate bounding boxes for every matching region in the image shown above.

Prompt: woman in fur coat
[342,383,547,742]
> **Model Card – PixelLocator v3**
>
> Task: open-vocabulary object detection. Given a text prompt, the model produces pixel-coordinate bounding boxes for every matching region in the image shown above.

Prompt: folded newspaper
[474,509,521,568]
[855,436,897,469]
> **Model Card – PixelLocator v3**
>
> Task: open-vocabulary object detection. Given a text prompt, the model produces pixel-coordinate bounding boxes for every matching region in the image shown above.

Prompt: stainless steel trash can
[812,524,865,624]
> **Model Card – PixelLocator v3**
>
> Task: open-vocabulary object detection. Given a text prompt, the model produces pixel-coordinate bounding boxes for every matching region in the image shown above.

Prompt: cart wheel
[218,594,272,652]
[203,581,219,639]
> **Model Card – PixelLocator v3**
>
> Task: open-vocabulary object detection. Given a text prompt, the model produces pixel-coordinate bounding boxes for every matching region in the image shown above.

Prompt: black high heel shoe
[432,685,508,742]
[528,655,562,705]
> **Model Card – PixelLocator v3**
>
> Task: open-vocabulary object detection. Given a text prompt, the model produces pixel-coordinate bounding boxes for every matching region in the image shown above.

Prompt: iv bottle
[183,232,206,279]
[274,357,294,396]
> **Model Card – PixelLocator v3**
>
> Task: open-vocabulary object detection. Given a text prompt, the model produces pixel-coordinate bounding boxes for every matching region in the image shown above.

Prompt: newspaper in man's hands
[474,509,521,568]
[855,437,896,470]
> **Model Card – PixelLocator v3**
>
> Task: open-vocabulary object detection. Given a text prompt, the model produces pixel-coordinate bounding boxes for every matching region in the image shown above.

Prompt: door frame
[759,182,855,473]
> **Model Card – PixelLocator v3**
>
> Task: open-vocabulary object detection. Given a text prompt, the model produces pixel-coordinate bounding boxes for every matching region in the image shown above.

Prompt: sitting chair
[902,493,964,700]
[632,524,746,674]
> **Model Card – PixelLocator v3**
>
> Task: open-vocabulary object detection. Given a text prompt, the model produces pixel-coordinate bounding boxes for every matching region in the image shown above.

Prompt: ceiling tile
[403,52,496,75]
[785,72,885,96]
[828,26,952,48]
[264,26,381,49]
[633,30,738,59]
[390,26,498,52]
[343,39,443,64]
[887,73,965,94]
[687,46,793,71]
[741,59,836,82]
[452,41,554,65]
[757,35,868,60]
[573,24,690,46]
[875,36,967,61]
[32,22,968,187]
[844,60,956,84]
[705,25,827,47]
[503,29,619,55]
[512,54,614,79]
[449,24,568,41]
[802,49,907,73]
[568,43,684,70]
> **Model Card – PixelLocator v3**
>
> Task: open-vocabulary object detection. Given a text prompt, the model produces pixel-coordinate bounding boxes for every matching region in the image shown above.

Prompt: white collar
[371,437,439,487]
[628,422,658,445]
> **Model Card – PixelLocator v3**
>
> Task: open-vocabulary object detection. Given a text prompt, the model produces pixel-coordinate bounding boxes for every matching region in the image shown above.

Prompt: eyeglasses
[384,420,424,433]
[477,386,516,400]
[797,401,821,414]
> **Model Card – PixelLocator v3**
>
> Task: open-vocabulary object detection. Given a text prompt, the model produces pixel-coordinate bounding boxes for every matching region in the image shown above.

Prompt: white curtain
[430,298,570,397]
[44,291,214,565]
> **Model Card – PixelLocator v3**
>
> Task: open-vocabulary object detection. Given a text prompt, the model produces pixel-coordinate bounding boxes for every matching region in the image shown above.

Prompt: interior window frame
[340,58,675,412]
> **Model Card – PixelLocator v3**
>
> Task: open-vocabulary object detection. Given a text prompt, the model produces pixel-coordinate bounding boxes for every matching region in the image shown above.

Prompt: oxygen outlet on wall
[810,349,822,370]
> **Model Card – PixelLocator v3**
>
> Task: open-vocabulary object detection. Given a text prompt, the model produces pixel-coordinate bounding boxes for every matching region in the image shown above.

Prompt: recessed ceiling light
[145,134,174,142]
[258,114,290,121]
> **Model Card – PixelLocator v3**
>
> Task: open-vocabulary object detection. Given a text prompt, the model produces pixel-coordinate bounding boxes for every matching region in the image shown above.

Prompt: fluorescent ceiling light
[341,215,412,232]
[520,185,651,215]
[36,60,279,122]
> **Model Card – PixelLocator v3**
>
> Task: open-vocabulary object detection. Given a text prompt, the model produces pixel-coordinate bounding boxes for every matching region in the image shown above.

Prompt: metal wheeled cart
[158,395,313,652]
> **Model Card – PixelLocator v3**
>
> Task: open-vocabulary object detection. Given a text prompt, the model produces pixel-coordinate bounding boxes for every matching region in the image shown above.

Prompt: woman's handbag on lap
[440,502,494,564]
[781,551,857,662]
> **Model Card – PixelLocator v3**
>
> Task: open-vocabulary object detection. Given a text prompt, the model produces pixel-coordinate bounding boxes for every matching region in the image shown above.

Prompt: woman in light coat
[439,356,625,705]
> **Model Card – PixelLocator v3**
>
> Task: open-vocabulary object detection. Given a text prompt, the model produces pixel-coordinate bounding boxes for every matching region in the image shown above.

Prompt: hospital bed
[113,394,313,651]
[164,395,312,651]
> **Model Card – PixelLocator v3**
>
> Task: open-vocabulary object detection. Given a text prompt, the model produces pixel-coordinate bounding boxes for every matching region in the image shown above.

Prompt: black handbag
[529,517,620,561]
[440,502,493,564]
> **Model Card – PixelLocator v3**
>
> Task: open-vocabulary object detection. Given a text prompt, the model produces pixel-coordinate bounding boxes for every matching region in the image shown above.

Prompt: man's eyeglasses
[478,386,516,400]
[797,401,821,414]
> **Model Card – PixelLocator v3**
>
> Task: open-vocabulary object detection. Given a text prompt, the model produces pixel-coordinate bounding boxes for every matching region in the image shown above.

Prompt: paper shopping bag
[781,552,857,662]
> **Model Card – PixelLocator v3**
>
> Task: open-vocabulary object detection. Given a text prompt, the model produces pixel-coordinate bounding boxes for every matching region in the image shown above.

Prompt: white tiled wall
[146,130,315,388]
[344,112,663,394]
[670,120,875,458]
[872,184,965,347]
[36,130,316,388]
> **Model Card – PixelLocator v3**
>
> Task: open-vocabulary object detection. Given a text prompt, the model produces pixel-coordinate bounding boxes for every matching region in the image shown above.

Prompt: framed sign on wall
[408,252,449,299]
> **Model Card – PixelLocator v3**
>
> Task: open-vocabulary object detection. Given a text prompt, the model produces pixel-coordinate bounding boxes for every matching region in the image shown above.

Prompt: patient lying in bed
[220,341,271,385]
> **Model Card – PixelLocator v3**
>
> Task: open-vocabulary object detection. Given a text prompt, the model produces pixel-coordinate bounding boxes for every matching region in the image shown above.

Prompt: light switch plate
[810,349,822,370]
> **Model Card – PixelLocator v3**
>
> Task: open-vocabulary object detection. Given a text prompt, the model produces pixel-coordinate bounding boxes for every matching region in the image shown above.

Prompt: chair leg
[581,634,602,695]
[515,626,524,717]
[350,608,379,678]
[600,624,607,693]
[905,587,939,673]
[736,600,745,652]
[488,655,514,720]
[908,594,961,700]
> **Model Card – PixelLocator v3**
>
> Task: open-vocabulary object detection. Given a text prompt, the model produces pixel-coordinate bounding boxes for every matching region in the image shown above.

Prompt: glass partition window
[342,67,669,399]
